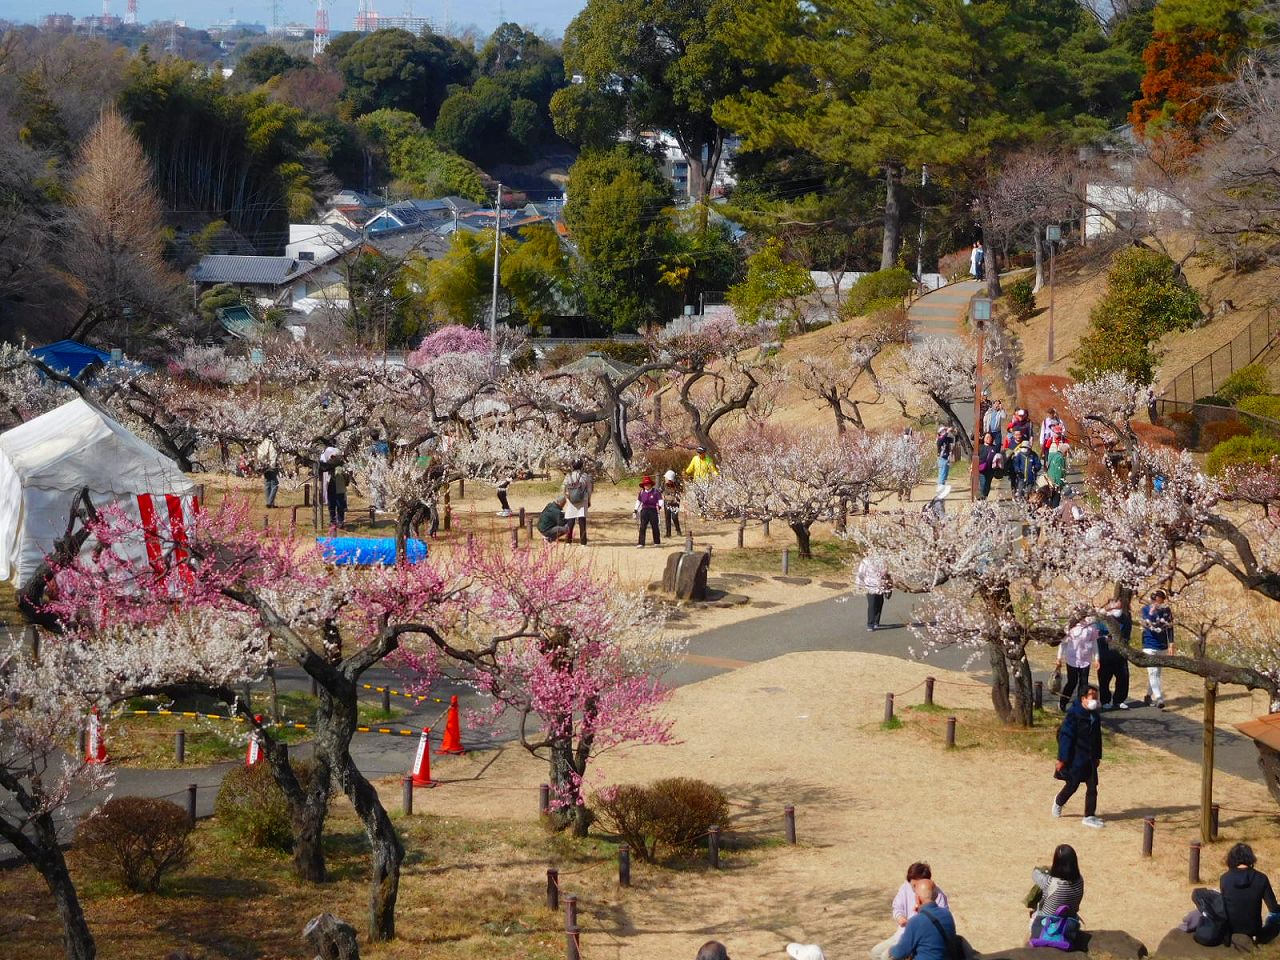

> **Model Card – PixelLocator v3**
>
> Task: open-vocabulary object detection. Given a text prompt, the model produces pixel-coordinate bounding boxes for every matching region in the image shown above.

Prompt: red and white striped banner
[135,494,199,582]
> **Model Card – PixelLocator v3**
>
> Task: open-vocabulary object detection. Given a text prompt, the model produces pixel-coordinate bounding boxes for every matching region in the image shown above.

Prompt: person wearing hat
[1005,408,1033,450]
[662,469,683,537]
[787,945,827,960]
[684,445,719,482]
[1010,439,1041,500]
[635,475,664,547]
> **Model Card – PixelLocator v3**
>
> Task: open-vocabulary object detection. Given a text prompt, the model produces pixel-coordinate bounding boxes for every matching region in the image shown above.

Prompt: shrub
[590,339,651,367]
[214,761,320,851]
[592,777,729,863]
[649,777,729,850]
[1238,394,1280,423]
[78,797,193,893]
[639,447,691,481]
[1195,395,1231,407]
[1218,364,1272,405]
[936,249,970,283]
[844,267,914,318]
[1165,411,1198,448]
[1206,434,1280,476]
[1005,277,1036,321]
[870,304,910,343]
[1201,420,1252,450]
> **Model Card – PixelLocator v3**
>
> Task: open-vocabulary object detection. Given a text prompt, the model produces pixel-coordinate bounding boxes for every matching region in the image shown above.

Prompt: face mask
[1083,698,1099,711]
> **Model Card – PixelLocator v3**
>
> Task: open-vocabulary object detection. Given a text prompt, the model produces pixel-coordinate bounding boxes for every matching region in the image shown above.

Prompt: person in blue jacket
[1052,684,1105,829]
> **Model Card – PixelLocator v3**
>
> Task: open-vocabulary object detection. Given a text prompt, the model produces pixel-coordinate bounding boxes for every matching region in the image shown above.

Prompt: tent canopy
[0,399,195,584]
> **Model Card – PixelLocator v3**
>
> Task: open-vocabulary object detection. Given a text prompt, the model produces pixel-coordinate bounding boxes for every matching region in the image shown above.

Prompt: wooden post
[518,506,526,527]
[946,716,957,749]
[1034,680,1044,710]
[458,477,465,499]
[1211,803,1220,840]
[511,526,519,549]
[175,729,186,765]
[564,896,578,932]
[684,532,693,554]
[1143,817,1155,857]
[883,692,894,723]
[737,518,745,548]
[618,847,631,887]
[382,688,391,713]
[925,677,935,706]
[185,784,197,825]
[784,805,796,844]
[539,783,550,816]
[1202,678,1217,844]
[304,482,311,506]
[547,869,559,910]
[1190,841,1202,884]
[762,518,770,537]
[402,776,413,816]
[708,825,720,869]
[782,548,790,574]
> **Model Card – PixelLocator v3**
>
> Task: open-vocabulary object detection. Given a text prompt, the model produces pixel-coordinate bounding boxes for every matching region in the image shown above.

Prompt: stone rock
[662,550,710,601]
[979,930,1147,960]
[303,913,360,960]
[820,580,849,590]
[1153,929,1257,958]
[773,575,812,586]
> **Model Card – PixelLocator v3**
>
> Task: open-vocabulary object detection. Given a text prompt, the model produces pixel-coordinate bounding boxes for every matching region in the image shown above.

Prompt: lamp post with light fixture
[969,295,992,502]
[1045,223,1061,363]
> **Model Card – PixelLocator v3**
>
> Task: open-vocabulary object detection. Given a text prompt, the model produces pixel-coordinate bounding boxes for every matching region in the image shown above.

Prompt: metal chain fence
[1164,306,1280,403]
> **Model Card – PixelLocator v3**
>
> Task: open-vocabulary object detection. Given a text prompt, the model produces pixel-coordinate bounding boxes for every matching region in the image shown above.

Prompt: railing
[1162,306,1280,403]
[1153,398,1280,451]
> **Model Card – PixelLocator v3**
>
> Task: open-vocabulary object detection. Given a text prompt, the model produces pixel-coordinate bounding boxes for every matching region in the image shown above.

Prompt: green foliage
[564,147,679,332]
[727,237,815,328]
[78,797,193,893]
[408,231,494,326]
[1005,277,1037,320]
[1069,248,1202,385]
[1205,434,1280,476]
[213,762,295,851]
[591,777,729,863]
[1216,363,1271,405]
[843,267,914,318]
[235,45,306,85]
[355,109,486,203]
[501,223,579,324]
[435,77,535,165]
[198,283,245,323]
[1237,394,1280,421]
[337,29,475,125]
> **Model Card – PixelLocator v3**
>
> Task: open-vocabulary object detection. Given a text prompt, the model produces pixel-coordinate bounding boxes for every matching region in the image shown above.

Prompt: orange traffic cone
[245,715,265,767]
[85,707,108,765]
[410,727,435,787]
[437,695,464,755]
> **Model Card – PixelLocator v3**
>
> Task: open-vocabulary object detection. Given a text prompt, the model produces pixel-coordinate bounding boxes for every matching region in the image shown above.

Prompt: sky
[0,0,577,37]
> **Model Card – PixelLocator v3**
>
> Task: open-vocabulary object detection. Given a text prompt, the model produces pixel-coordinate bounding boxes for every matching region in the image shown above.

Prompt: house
[286,223,361,264]
[1080,124,1188,240]
[191,255,338,310]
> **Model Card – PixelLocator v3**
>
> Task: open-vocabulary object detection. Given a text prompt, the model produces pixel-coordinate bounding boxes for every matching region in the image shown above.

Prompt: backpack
[1029,906,1081,950]
[1192,888,1230,947]
[564,472,589,507]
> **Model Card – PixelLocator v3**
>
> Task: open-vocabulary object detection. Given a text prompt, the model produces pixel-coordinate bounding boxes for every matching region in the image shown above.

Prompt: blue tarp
[31,340,113,378]
[317,536,428,566]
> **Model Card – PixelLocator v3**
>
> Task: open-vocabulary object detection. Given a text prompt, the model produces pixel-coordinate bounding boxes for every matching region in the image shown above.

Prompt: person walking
[983,399,1006,439]
[495,474,514,518]
[1005,408,1033,449]
[856,553,893,631]
[684,446,719,482]
[976,432,998,500]
[635,475,663,547]
[1053,684,1105,828]
[936,426,955,488]
[1097,599,1132,710]
[1030,845,1086,934]
[1045,440,1069,508]
[1040,408,1065,456]
[1010,440,1041,499]
[889,878,959,960]
[662,469,683,537]
[970,241,985,280]
[256,434,281,508]
[1057,614,1101,712]
[1141,590,1175,708]
[561,459,593,545]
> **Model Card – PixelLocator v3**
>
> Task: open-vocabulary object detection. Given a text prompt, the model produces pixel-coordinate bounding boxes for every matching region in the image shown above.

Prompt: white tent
[0,398,197,585]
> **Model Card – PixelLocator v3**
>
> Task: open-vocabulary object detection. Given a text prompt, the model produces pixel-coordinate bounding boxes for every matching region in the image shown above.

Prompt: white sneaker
[1117,701,1129,710]
[1081,816,1105,829]
[495,509,512,517]
[1052,802,1062,818]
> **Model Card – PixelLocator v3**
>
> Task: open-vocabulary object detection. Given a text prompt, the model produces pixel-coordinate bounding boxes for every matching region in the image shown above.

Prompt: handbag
[1048,666,1063,695]
[1024,884,1044,909]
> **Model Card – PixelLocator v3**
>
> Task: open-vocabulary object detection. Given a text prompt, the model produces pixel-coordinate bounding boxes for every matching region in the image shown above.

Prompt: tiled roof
[193,256,302,285]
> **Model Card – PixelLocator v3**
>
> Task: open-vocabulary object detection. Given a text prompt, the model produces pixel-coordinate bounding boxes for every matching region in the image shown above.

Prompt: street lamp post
[1045,223,1061,363]
[969,295,992,502]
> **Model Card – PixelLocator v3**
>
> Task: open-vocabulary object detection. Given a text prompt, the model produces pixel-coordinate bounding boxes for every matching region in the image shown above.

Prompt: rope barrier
[128,709,245,722]
[120,710,419,737]
[360,682,447,705]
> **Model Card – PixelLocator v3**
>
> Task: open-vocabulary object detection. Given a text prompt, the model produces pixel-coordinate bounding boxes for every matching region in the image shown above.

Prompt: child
[634,475,663,548]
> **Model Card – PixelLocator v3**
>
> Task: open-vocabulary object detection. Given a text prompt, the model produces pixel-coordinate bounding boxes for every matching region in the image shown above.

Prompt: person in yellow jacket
[684,446,719,482]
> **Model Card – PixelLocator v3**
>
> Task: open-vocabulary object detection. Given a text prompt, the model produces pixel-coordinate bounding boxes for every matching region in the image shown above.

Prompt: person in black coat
[1097,599,1132,710]
[1052,684,1104,828]
[1221,844,1280,943]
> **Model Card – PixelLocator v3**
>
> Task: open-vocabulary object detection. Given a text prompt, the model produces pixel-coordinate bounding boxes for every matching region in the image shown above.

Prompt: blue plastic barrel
[317,537,428,566]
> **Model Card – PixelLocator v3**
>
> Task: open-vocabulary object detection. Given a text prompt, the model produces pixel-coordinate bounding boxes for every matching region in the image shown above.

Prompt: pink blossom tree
[406,324,492,365]
[686,426,923,557]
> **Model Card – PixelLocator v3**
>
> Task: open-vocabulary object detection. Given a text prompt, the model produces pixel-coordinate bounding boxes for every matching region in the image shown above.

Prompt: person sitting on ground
[696,941,732,960]
[787,945,826,960]
[871,862,950,960]
[1221,843,1280,943]
[536,496,572,543]
[890,878,958,960]
[1030,844,1085,931]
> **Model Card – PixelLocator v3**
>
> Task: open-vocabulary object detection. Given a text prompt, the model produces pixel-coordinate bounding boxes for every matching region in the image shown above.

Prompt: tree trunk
[547,739,586,834]
[931,394,974,456]
[1032,226,1044,293]
[789,522,812,559]
[341,762,403,942]
[261,730,331,884]
[36,815,96,960]
[982,222,1002,298]
[881,164,902,271]
[1009,652,1035,728]
[987,640,1015,725]
[291,803,328,883]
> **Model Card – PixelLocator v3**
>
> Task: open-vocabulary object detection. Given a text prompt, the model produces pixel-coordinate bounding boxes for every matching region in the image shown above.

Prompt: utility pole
[1046,223,1061,363]
[916,164,928,281]
[489,182,502,346]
